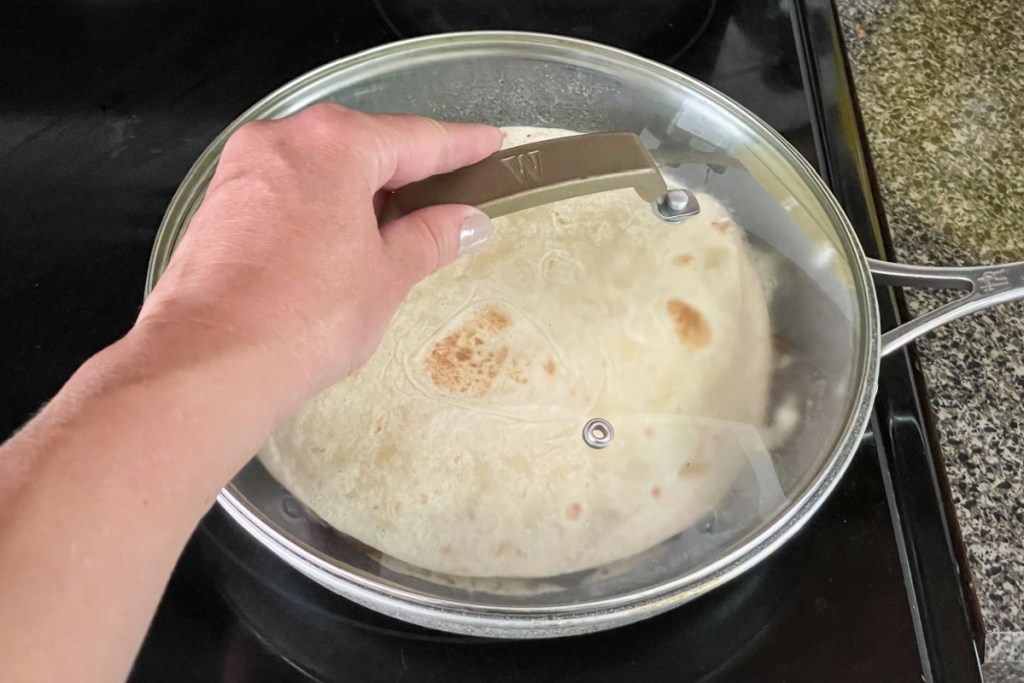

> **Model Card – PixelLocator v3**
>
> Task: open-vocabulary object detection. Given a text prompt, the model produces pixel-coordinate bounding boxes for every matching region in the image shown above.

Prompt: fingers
[380,205,495,286]
[215,105,502,196]
[369,114,503,190]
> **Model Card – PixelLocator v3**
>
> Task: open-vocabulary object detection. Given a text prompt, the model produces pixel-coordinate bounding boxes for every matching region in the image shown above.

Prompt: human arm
[0,104,501,682]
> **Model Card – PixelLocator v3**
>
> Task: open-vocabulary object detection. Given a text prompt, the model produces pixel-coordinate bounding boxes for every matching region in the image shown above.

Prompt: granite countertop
[835,0,1024,677]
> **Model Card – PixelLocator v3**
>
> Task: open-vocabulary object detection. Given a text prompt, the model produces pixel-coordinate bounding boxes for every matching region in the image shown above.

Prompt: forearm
[0,330,282,682]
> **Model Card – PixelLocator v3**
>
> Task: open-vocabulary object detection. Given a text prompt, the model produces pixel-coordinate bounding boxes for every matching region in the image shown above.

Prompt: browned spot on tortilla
[426,307,512,396]
[673,253,694,266]
[651,486,662,499]
[711,219,731,233]
[440,545,451,555]
[393,501,401,513]
[483,309,510,328]
[566,502,582,520]
[508,357,529,384]
[678,460,711,478]
[420,494,429,504]
[496,540,515,557]
[543,358,557,375]
[644,425,655,437]
[667,299,711,350]
[311,446,326,455]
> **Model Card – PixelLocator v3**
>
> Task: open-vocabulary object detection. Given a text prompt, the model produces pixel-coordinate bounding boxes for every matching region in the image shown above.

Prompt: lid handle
[388,132,697,221]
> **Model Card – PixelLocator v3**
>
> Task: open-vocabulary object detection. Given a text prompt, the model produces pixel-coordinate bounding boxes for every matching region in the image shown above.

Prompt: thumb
[380,205,495,284]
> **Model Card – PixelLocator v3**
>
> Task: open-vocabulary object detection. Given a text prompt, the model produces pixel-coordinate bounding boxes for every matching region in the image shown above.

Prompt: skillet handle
[388,132,699,222]
[868,258,1024,356]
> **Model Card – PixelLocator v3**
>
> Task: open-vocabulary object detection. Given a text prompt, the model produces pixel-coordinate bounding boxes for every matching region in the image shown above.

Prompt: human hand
[0,104,503,683]
[134,104,502,413]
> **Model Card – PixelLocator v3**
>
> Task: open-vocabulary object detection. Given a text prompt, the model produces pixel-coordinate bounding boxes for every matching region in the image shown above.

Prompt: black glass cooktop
[0,0,984,680]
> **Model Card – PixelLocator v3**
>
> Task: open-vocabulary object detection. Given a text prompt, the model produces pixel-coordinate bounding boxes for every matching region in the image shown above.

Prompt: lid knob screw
[654,188,701,222]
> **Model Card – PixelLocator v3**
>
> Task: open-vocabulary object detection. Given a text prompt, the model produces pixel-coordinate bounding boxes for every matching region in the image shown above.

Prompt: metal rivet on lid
[582,418,615,449]
[281,496,304,520]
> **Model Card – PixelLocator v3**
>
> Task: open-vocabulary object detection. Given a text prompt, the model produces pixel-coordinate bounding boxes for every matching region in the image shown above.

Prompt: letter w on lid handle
[500,150,543,184]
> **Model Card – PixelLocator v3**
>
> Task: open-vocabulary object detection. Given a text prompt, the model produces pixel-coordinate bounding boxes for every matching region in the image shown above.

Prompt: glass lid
[148,33,879,633]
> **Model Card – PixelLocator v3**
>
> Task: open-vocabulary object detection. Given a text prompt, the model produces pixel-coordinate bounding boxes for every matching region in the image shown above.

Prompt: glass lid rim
[152,31,882,625]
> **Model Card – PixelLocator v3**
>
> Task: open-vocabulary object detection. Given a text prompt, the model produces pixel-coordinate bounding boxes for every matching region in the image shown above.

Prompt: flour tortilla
[258,127,772,578]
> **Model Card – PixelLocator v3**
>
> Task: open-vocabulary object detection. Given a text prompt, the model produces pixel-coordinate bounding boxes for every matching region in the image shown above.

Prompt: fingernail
[459,212,495,255]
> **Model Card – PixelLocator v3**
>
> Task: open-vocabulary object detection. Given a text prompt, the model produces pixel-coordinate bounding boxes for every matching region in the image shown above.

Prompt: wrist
[48,323,295,501]
[115,316,310,424]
